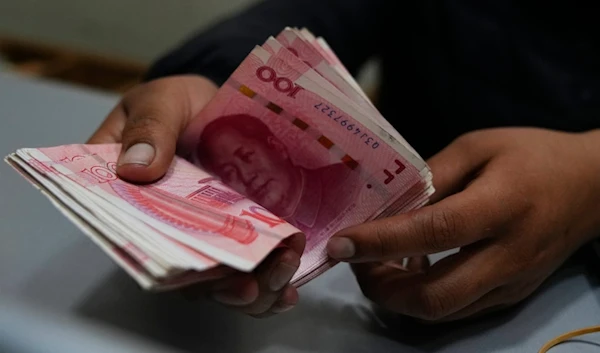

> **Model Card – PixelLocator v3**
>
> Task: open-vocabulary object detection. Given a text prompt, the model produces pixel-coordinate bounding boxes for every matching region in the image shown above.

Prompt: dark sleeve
[144,0,387,85]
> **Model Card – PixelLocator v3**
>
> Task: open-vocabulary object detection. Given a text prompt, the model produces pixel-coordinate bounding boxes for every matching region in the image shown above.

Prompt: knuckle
[123,110,178,143]
[453,130,480,149]
[368,220,402,259]
[121,79,189,140]
[127,78,174,98]
[420,208,462,251]
[121,82,154,110]
[495,241,532,275]
[412,286,454,321]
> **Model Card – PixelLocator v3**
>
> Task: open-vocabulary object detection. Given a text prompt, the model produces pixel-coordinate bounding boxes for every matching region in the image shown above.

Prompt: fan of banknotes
[5,27,434,291]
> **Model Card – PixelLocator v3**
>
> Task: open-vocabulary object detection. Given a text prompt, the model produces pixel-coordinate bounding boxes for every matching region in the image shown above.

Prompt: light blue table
[1,72,599,353]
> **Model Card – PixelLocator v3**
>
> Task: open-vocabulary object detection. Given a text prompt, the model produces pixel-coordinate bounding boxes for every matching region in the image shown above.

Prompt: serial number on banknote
[313,103,380,149]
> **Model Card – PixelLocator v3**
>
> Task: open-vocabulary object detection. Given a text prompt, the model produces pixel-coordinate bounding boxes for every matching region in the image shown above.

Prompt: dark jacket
[145,0,600,159]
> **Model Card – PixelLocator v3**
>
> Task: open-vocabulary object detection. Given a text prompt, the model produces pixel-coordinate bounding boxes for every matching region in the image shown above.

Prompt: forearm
[580,129,600,241]
[582,129,600,170]
[145,0,388,85]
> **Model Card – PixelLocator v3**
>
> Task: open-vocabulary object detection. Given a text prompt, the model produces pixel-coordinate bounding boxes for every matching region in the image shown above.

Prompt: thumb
[116,76,217,183]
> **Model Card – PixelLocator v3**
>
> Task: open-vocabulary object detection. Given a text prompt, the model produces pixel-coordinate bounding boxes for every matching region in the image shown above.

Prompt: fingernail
[327,237,355,259]
[272,304,295,314]
[269,262,297,291]
[119,143,155,166]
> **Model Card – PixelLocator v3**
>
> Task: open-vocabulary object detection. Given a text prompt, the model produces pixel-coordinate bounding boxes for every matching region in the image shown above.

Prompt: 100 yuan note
[10,149,219,273]
[277,28,423,161]
[16,144,300,272]
[5,154,171,288]
[8,151,240,290]
[178,45,428,281]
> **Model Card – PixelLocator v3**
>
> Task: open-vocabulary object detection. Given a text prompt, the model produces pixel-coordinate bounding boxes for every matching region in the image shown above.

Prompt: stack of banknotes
[5,27,434,290]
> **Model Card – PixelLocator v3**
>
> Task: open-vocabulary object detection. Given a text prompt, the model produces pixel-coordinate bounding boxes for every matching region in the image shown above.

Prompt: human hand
[327,128,600,322]
[88,75,305,317]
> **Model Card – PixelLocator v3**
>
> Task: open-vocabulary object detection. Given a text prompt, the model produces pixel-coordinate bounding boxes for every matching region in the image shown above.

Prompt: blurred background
[0,0,379,95]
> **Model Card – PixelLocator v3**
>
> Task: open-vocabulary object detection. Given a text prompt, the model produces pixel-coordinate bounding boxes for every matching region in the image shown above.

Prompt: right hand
[88,75,305,317]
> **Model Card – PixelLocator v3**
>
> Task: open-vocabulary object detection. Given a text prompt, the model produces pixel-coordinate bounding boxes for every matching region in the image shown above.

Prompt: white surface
[0,72,599,352]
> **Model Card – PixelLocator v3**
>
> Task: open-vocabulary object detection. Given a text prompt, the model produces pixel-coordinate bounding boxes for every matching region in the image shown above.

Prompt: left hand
[88,76,304,317]
[327,127,600,322]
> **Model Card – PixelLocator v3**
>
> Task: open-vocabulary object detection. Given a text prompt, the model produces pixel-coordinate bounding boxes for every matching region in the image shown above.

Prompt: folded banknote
[5,27,434,290]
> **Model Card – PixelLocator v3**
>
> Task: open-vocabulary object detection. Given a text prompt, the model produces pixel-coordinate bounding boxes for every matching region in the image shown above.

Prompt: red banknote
[5,27,433,290]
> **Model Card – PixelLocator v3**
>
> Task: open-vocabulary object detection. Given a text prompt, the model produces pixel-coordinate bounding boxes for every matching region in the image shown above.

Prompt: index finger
[327,175,514,262]
[350,243,509,321]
